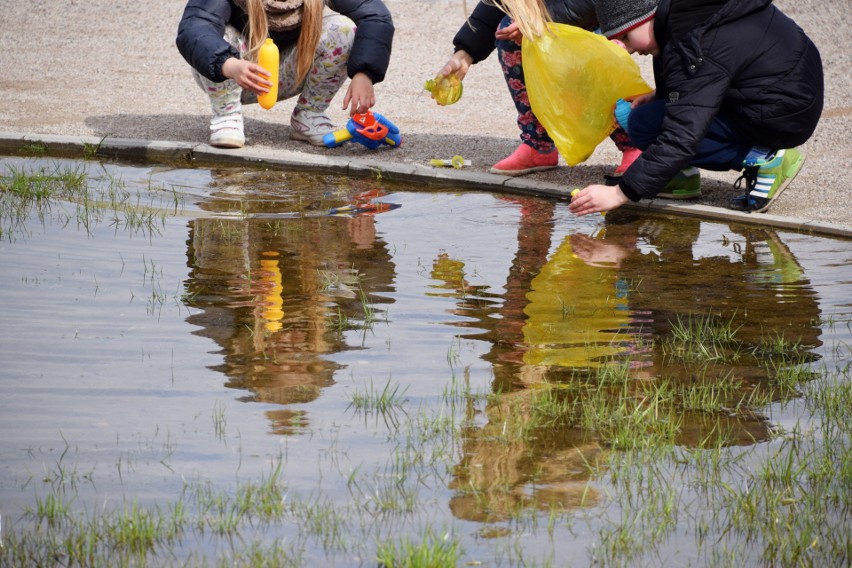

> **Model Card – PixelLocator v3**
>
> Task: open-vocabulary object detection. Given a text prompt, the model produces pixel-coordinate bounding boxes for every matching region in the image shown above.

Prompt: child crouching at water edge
[176,0,394,149]
[569,0,824,216]
[438,0,642,180]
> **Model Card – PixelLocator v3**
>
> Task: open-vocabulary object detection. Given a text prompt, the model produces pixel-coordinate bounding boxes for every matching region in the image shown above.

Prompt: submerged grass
[348,376,409,416]
[375,528,462,568]
[662,310,743,363]
[0,160,180,241]
[4,328,851,568]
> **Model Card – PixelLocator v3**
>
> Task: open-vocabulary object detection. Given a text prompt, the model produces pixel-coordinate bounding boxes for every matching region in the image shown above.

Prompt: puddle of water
[1,156,851,565]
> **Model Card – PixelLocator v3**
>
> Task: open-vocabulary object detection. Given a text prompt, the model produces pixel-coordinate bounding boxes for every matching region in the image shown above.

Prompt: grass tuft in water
[348,376,409,416]
[662,310,743,363]
[376,529,462,568]
[20,141,48,156]
[1,160,176,241]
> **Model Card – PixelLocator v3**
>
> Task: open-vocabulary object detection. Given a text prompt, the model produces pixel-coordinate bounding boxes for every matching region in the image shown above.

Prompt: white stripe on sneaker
[751,174,775,198]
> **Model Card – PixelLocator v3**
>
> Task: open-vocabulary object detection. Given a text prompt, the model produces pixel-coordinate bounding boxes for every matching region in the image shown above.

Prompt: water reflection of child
[445,196,606,522]
[569,215,821,447]
[184,176,397,433]
[448,211,822,522]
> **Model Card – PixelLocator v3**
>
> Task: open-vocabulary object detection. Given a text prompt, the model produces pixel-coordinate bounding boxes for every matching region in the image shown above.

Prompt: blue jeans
[628,99,750,171]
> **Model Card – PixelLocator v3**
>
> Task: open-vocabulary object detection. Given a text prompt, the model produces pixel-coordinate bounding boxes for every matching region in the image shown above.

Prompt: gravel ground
[1,0,849,229]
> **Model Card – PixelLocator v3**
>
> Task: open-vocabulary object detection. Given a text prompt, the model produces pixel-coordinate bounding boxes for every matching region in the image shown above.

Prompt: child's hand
[631,90,656,108]
[569,185,629,216]
[343,72,376,115]
[494,21,523,43]
[569,233,632,268]
[439,50,473,81]
[221,57,272,95]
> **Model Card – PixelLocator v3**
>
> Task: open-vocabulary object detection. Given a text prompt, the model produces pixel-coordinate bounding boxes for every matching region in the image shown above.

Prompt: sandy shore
[1,0,849,229]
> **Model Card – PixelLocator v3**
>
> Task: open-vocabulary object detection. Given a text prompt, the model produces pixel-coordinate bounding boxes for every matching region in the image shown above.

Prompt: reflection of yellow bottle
[257,38,279,110]
[424,73,463,106]
[259,253,284,332]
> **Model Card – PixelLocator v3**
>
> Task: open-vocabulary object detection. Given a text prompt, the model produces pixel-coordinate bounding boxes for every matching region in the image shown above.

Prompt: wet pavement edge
[2,132,850,240]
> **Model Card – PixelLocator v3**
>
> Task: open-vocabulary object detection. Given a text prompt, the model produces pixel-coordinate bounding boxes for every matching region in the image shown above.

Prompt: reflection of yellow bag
[522,235,629,368]
[522,23,652,166]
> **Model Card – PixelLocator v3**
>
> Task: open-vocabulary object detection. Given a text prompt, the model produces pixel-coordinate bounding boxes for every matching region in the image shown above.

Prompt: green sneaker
[728,148,805,213]
[658,167,701,199]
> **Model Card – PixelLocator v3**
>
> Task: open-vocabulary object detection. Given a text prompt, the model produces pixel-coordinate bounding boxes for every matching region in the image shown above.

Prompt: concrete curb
[2,131,850,240]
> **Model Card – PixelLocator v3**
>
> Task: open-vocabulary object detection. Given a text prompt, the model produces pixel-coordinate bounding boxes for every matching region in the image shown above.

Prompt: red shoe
[604,147,642,186]
[614,147,641,175]
[489,144,558,176]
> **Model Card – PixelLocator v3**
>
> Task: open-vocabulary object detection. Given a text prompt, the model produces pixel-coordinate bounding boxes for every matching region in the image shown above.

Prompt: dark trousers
[628,99,750,171]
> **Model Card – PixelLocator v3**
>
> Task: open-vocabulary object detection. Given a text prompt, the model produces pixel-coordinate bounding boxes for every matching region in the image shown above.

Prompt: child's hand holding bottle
[428,51,473,106]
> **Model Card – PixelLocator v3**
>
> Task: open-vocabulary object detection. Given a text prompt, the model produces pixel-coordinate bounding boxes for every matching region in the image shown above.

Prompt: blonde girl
[177,0,394,148]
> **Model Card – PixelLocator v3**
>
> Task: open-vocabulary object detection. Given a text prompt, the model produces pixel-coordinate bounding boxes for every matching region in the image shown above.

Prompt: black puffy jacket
[176,0,393,84]
[453,0,598,63]
[620,0,824,201]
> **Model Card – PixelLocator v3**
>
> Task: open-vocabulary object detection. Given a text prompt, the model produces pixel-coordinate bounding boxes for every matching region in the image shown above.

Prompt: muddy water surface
[1,156,851,565]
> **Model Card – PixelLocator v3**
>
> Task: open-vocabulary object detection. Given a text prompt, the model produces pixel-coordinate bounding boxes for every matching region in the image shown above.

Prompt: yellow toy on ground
[429,155,470,169]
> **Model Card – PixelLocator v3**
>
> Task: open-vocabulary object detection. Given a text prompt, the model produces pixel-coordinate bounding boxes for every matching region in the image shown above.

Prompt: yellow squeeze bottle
[424,73,463,106]
[257,38,279,110]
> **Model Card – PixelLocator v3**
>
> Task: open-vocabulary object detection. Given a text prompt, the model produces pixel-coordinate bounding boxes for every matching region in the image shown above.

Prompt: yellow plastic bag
[522,23,652,166]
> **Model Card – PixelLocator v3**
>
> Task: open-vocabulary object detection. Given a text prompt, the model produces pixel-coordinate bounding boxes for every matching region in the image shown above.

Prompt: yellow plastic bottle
[257,38,279,110]
[424,73,463,106]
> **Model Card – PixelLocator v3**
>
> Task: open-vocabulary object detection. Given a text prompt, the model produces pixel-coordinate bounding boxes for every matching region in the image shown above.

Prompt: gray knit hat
[596,0,659,39]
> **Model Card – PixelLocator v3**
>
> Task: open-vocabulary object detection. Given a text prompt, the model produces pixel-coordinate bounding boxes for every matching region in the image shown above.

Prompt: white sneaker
[289,109,336,146]
[209,114,245,149]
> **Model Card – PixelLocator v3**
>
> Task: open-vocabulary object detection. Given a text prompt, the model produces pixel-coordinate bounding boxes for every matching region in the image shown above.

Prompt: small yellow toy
[429,155,470,169]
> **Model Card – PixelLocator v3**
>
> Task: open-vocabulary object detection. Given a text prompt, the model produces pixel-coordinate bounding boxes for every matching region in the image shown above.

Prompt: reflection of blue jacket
[453,0,597,63]
[620,0,823,201]
[176,0,393,84]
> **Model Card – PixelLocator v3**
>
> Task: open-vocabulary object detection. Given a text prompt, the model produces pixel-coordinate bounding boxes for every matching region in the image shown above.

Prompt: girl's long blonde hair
[244,0,325,85]
[487,0,551,39]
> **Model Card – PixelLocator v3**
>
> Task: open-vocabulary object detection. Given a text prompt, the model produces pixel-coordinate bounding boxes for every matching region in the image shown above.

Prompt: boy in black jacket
[569,0,824,215]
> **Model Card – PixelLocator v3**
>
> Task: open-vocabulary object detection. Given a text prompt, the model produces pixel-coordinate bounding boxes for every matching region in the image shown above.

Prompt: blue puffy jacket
[176,0,393,84]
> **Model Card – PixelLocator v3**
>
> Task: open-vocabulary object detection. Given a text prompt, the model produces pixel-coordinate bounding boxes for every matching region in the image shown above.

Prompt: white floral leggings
[192,14,355,118]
